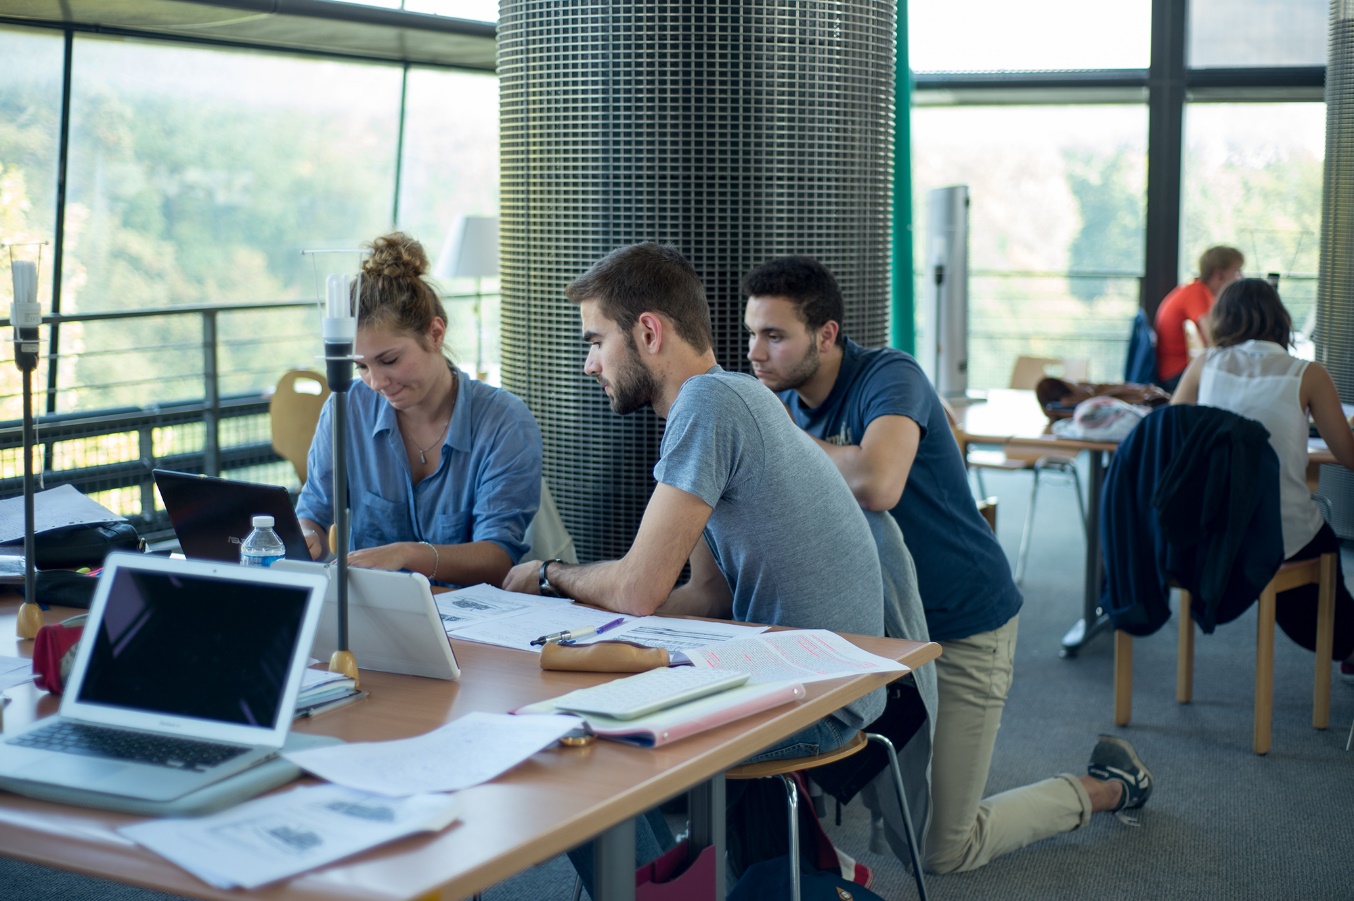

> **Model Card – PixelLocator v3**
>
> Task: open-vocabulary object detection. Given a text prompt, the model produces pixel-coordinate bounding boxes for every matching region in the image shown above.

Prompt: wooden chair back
[270,369,331,485]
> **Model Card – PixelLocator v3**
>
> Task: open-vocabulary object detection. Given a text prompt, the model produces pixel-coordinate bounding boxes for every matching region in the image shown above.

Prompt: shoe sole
[1093,733,1153,809]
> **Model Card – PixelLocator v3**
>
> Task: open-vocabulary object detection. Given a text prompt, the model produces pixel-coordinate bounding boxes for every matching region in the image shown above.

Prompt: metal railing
[0,291,494,539]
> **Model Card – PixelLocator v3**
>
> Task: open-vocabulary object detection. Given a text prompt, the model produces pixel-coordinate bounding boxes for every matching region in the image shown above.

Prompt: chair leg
[864,733,929,901]
[1314,553,1336,730]
[1255,584,1277,755]
[1014,470,1040,585]
[1114,629,1133,726]
[778,774,801,901]
[1177,590,1194,704]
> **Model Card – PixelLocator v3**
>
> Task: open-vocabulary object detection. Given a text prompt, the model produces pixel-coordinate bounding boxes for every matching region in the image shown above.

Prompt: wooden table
[0,601,939,901]
[952,389,1119,655]
[953,389,1339,656]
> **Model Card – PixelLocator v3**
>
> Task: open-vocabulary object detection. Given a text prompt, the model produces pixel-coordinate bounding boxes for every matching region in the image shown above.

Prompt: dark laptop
[153,469,310,562]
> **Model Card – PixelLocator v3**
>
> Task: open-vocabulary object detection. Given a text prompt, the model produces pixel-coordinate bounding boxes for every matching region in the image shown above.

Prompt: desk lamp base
[329,649,359,688]
[16,600,44,639]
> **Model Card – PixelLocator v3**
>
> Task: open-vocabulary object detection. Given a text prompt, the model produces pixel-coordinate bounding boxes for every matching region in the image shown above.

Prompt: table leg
[688,775,727,899]
[1061,449,1111,657]
[592,816,636,901]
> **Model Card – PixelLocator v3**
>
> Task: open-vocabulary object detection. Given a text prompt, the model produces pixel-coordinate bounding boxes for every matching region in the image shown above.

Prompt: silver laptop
[274,560,460,681]
[0,552,327,805]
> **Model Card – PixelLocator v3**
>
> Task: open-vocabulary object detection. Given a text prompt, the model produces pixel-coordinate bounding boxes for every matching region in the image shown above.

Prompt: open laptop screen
[74,566,312,729]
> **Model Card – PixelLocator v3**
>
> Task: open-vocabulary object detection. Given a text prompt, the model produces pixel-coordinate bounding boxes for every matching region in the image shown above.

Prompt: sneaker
[1340,661,1354,685]
[1088,734,1153,812]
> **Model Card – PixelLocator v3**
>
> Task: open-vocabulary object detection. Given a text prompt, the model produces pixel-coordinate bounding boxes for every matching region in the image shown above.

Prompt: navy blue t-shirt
[780,339,1022,642]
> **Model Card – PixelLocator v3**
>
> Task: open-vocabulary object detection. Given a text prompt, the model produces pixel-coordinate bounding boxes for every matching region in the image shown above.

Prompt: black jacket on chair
[1100,404,1285,636]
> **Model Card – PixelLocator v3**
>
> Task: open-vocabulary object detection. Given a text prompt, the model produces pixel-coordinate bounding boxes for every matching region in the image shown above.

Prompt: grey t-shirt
[652,367,886,729]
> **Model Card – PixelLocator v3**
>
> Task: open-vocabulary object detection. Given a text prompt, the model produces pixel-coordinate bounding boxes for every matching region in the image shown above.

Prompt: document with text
[121,783,461,889]
[437,584,768,654]
[685,629,910,684]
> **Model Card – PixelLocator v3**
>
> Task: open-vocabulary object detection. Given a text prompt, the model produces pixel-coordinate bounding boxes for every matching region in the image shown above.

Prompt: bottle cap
[252,515,276,528]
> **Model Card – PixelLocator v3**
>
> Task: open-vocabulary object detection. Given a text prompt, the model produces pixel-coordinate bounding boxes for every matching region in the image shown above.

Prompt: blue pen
[557,616,628,645]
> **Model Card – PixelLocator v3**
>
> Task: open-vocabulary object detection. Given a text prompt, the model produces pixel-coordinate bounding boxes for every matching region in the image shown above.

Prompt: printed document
[434,583,571,630]
[686,629,910,684]
[590,618,767,652]
[283,711,580,796]
[121,783,460,889]
[0,656,35,692]
[437,583,768,654]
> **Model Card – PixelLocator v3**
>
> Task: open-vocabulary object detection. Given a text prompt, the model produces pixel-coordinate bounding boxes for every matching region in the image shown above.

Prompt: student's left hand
[502,559,542,594]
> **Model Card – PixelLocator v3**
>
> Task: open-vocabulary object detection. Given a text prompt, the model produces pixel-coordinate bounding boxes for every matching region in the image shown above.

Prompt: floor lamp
[302,247,368,686]
[434,216,498,380]
[6,246,46,640]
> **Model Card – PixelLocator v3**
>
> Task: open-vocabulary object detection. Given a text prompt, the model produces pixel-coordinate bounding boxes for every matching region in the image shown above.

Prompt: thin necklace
[405,369,456,464]
[410,417,450,465]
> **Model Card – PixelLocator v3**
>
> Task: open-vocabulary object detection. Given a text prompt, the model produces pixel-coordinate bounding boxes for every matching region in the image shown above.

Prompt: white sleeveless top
[1197,340,1321,557]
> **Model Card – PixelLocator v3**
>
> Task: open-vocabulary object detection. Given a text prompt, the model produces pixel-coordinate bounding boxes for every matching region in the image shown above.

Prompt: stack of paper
[121,784,460,890]
[123,713,580,888]
[686,629,911,684]
[294,669,364,718]
[435,583,768,653]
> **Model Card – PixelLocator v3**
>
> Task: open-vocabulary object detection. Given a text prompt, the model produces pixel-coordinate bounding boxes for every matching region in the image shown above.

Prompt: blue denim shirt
[296,366,542,584]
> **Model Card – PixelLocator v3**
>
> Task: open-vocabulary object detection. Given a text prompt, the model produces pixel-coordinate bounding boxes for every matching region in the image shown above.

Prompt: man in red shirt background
[1153,245,1244,391]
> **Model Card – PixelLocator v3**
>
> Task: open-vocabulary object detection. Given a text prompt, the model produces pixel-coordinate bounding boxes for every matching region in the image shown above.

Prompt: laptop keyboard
[11,722,251,772]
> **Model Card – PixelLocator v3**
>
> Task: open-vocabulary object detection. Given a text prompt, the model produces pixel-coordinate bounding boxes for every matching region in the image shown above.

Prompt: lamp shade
[434,215,499,280]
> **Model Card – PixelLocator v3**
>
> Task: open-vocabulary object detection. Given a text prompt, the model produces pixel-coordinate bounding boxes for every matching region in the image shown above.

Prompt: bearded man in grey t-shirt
[503,240,890,746]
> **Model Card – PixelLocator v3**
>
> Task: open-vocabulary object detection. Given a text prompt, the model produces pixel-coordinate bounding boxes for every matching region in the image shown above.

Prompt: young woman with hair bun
[296,231,541,588]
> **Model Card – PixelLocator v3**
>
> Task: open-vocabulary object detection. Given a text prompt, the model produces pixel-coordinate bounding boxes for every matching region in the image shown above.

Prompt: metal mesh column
[1317,0,1354,538]
[499,2,896,562]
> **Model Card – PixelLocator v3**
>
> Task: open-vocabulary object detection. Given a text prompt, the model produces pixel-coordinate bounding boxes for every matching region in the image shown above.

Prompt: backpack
[729,856,887,901]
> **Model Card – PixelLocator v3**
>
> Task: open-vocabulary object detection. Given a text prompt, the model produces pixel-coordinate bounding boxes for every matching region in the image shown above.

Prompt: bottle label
[241,554,284,567]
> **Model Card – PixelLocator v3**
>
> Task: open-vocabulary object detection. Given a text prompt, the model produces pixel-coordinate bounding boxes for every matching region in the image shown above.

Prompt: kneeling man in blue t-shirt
[741,255,1154,875]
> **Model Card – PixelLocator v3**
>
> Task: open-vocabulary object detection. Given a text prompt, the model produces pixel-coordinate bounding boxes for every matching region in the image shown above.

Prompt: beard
[757,341,820,393]
[601,339,658,416]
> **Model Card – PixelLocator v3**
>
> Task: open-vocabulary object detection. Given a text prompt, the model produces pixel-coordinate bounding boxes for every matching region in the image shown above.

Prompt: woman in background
[297,231,541,588]
[1172,277,1354,679]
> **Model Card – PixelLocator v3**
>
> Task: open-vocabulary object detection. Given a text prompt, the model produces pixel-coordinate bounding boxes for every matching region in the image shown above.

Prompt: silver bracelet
[420,540,439,581]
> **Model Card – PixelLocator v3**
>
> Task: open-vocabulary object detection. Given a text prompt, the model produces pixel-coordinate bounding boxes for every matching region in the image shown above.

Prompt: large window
[58,37,405,410]
[1190,0,1328,67]
[911,105,1148,386]
[907,0,1152,72]
[0,26,64,421]
[1180,101,1325,339]
[398,68,500,379]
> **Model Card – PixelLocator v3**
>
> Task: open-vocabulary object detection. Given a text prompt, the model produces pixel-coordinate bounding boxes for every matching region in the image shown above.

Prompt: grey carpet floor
[4,467,1353,900]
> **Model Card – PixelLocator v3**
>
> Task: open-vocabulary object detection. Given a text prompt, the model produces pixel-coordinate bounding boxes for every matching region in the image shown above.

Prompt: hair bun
[362,232,429,281]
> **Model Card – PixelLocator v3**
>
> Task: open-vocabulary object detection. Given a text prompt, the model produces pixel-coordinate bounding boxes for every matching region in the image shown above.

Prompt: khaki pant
[924,614,1092,874]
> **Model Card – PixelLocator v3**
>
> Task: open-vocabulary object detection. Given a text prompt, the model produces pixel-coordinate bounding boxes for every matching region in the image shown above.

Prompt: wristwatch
[538,558,565,598]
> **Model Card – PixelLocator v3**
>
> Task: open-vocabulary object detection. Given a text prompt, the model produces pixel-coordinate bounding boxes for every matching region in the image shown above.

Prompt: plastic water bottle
[240,515,286,567]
